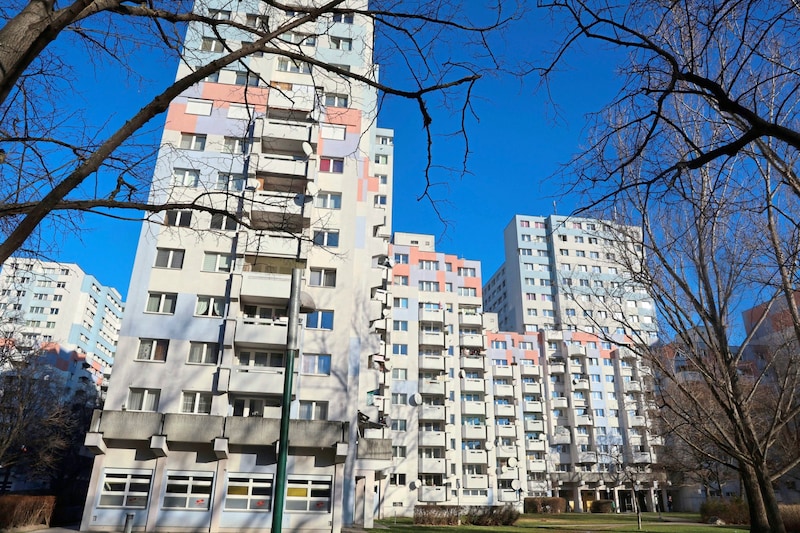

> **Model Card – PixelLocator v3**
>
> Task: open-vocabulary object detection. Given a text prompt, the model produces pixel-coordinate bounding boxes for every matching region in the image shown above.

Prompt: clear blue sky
[50,6,621,299]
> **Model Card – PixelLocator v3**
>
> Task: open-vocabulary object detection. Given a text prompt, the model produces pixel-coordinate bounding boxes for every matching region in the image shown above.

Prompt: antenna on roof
[553,201,557,215]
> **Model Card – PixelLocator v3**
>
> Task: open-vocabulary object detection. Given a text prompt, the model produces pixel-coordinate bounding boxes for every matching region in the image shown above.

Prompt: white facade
[81,2,394,532]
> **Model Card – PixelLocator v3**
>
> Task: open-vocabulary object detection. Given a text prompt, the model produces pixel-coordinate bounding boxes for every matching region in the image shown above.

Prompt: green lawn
[375,513,750,533]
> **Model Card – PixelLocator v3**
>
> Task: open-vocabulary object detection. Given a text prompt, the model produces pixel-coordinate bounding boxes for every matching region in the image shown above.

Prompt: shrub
[0,494,56,529]
[780,504,800,533]
[699,498,749,525]
[524,497,566,514]
[414,505,519,526]
[590,499,615,513]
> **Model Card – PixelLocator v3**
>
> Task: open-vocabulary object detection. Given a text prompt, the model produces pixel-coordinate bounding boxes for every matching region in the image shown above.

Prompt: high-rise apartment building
[483,214,658,343]
[81,3,394,532]
[0,258,124,391]
[377,234,663,516]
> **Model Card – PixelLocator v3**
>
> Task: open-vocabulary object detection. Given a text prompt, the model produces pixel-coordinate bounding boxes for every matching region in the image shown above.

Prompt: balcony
[461,401,485,416]
[523,401,543,412]
[246,190,309,232]
[624,380,642,392]
[419,331,445,347]
[524,419,544,432]
[253,154,308,180]
[419,486,447,502]
[549,363,566,374]
[568,345,586,357]
[578,451,598,463]
[520,365,540,377]
[461,377,486,393]
[241,231,310,259]
[420,355,445,371]
[495,424,517,438]
[463,474,489,490]
[527,459,547,472]
[574,415,592,426]
[525,439,546,452]
[418,431,446,447]
[493,365,513,378]
[259,119,318,153]
[419,307,444,323]
[493,384,514,397]
[551,431,571,445]
[494,404,516,418]
[462,424,487,440]
[620,366,633,377]
[521,382,541,395]
[267,83,316,111]
[420,379,446,396]
[460,333,484,349]
[632,452,652,463]
[420,405,446,420]
[419,458,447,474]
[497,489,519,502]
[462,449,488,464]
[627,414,646,427]
[497,467,519,480]
[460,355,486,369]
[228,365,288,395]
[495,445,517,459]
[240,271,291,301]
[551,397,568,409]
[235,316,289,346]
[572,378,589,391]
[459,313,482,327]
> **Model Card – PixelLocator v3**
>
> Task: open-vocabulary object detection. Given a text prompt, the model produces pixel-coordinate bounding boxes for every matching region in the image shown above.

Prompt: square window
[127,388,160,411]
[195,296,225,317]
[319,157,344,172]
[306,310,334,330]
[181,391,213,414]
[302,353,331,375]
[146,292,177,314]
[137,338,169,361]
[309,268,336,287]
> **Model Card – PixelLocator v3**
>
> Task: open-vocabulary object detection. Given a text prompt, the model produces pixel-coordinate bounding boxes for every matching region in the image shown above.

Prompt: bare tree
[0,0,523,262]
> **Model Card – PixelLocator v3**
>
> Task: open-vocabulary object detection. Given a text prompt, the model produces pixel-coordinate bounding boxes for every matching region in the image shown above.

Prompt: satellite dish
[511,479,522,490]
[485,442,494,451]
[458,369,466,378]
[508,457,518,467]
[306,181,319,196]
[411,393,422,406]
[302,141,314,157]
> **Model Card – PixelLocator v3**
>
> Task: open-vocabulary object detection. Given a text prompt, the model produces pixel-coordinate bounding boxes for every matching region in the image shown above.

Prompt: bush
[590,499,615,513]
[0,494,56,529]
[699,498,749,525]
[524,497,567,514]
[780,504,800,533]
[414,505,519,526]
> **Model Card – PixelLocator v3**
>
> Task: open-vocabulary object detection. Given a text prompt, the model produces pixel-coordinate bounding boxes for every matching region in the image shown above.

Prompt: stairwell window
[146,292,177,314]
[137,339,169,361]
[319,157,344,173]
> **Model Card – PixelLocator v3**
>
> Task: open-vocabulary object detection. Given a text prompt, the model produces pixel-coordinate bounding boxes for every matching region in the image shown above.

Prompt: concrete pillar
[572,486,582,512]
[645,487,655,513]
[144,455,166,532]
[612,487,620,513]
[208,457,229,532]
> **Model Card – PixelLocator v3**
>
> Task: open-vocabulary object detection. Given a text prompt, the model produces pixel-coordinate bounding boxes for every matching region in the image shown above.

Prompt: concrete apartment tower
[81,2,394,531]
[0,258,123,391]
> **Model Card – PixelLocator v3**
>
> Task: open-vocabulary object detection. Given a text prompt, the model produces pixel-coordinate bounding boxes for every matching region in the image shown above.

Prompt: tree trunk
[754,461,786,533]
[741,463,770,533]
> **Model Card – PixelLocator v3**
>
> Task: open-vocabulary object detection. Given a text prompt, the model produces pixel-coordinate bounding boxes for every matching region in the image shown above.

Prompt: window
[203,252,233,272]
[245,13,268,29]
[155,248,185,269]
[225,473,273,511]
[458,267,477,277]
[163,472,213,510]
[188,342,218,364]
[146,292,177,314]
[320,123,346,140]
[393,297,408,308]
[234,70,260,86]
[309,268,336,287]
[201,37,224,52]
[419,260,439,270]
[319,157,344,173]
[281,32,316,46]
[306,310,334,330]
[179,133,206,151]
[137,338,169,361]
[313,229,339,247]
[315,192,342,209]
[237,351,283,368]
[393,275,408,286]
[195,296,225,317]
[216,172,245,191]
[391,393,407,405]
[286,476,332,512]
[165,210,192,227]
[127,388,160,411]
[373,194,387,206]
[223,136,248,154]
[392,344,408,355]
[210,214,237,231]
[276,58,312,73]
[302,354,331,375]
[98,470,152,508]
[418,281,439,292]
[329,36,353,50]
[491,340,507,349]
[33,293,47,300]
[185,98,213,115]
[172,168,200,187]
[298,400,328,420]
[393,320,408,331]
[394,253,409,264]
[391,368,408,380]
[332,12,355,23]
[182,391,212,414]
[374,154,389,165]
